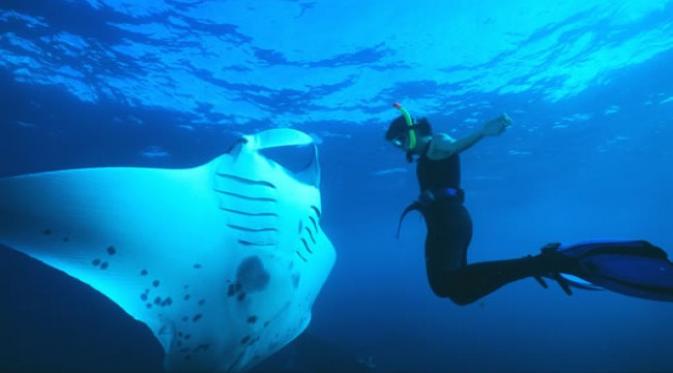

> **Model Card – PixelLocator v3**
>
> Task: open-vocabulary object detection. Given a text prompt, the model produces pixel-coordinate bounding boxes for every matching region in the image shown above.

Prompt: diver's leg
[424,204,562,305]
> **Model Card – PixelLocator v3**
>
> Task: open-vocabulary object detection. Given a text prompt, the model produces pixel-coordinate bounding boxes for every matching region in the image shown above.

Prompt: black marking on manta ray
[228,282,243,297]
[161,297,173,307]
[247,316,258,324]
[146,303,153,309]
[154,297,162,305]
[92,259,101,267]
[106,246,117,255]
[62,237,70,242]
[42,229,52,235]
[153,280,160,287]
[292,273,300,289]
[215,173,277,189]
[304,226,316,244]
[297,220,303,234]
[193,344,210,353]
[100,262,109,270]
[219,207,278,217]
[184,334,191,340]
[264,321,270,328]
[184,294,191,301]
[227,224,278,233]
[238,240,275,247]
[193,263,202,269]
[308,216,318,232]
[192,314,202,322]
[140,269,148,276]
[214,190,277,203]
[240,336,251,345]
[237,292,246,302]
[295,251,307,263]
[198,299,205,306]
[301,238,312,254]
[236,256,270,292]
[310,205,321,218]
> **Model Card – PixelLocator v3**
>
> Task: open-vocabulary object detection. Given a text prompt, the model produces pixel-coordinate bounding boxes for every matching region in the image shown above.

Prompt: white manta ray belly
[0,128,336,373]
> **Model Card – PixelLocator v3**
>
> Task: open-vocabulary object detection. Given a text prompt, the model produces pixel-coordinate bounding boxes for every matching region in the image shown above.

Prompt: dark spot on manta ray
[184,294,191,301]
[140,269,148,276]
[198,299,205,306]
[162,297,173,306]
[237,292,246,302]
[236,256,270,293]
[193,314,202,322]
[193,263,202,269]
[106,246,117,255]
[42,229,52,235]
[153,280,160,287]
[240,336,250,345]
[92,259,101,267]
[146,303,152,309]
[264,321,270,328]
[100,262,109,270]
[247,316,257,324]
[184,334,191,340]
[63,237,70,242]
[227,283,243,297]
[194,343,209,352]
[140,293,148,301]
[154,297,162,305]
[292,273,300,288]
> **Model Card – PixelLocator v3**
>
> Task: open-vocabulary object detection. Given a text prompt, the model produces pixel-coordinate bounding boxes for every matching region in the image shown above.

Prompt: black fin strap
[396,201,422,239]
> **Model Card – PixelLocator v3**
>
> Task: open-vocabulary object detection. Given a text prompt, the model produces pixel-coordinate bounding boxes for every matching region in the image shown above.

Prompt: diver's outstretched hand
[482,113,512,136]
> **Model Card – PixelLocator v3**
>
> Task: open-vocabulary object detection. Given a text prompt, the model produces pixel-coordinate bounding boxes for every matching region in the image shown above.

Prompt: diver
[387,103,673,305]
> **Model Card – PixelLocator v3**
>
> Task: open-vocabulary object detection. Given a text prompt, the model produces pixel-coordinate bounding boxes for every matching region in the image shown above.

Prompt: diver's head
[385,104,432,162]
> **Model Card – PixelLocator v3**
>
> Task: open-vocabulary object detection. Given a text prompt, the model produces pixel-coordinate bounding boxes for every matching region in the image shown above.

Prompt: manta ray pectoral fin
[0,128,336,373]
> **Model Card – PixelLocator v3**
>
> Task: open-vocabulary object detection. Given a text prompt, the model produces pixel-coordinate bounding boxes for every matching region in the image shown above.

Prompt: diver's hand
[481,114,512,137]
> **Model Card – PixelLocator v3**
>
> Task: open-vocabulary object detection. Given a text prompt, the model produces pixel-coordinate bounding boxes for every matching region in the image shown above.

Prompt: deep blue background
[2,2,673,373]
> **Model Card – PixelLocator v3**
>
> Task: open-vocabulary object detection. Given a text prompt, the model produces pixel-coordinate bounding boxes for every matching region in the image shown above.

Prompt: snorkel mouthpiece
[392,102,417,151]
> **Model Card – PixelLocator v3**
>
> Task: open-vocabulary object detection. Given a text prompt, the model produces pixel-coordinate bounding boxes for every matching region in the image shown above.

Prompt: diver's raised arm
[428,113,512,159]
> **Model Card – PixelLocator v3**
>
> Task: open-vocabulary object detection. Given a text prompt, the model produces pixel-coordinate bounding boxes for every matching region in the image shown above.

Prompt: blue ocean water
[1,1,673,372]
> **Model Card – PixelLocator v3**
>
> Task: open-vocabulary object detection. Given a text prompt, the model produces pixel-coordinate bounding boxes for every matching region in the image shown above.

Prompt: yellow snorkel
[393,102,417,151]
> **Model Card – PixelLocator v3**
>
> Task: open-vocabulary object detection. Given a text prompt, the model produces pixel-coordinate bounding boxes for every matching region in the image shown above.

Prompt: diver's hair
[385,115,432,141]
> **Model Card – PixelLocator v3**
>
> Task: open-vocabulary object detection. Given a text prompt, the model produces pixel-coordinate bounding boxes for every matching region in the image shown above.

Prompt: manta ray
[0,128,336,372]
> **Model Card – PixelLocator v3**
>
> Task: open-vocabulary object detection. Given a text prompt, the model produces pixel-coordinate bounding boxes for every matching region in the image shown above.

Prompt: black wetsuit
[416,144,557,305]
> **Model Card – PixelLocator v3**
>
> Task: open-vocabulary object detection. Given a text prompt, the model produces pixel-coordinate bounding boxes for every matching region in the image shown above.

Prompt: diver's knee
[429,280,476,305]
[429,282,473,306]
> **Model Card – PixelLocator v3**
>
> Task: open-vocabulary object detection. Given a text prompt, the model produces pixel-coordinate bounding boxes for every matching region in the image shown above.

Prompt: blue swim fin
[541,240,673,302]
